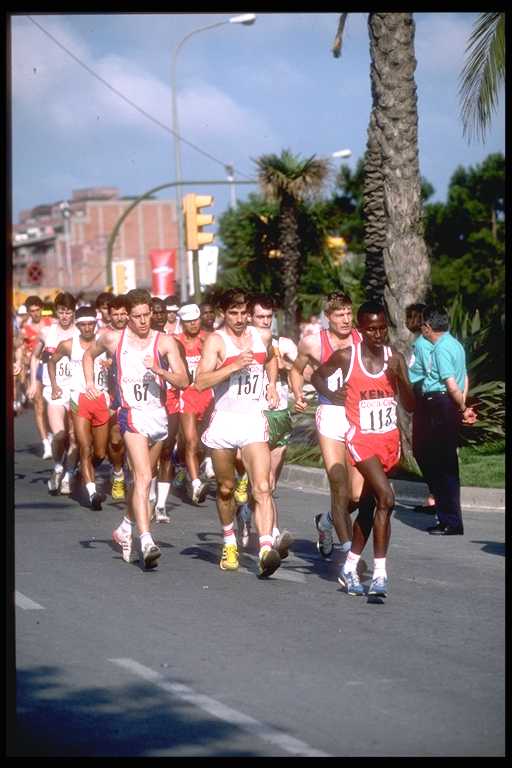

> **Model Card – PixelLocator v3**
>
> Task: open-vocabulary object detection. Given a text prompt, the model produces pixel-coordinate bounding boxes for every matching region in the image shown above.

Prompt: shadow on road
[12,664,261,757]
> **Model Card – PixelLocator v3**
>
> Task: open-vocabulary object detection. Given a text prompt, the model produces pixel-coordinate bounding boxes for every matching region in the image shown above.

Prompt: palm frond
[255,150,331,203]
[459,12,505,143]
[332,12,348,58]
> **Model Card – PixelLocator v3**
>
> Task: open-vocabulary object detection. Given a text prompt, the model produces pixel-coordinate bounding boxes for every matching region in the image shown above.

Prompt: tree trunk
[279,196,301,339]
[367,12,431,465]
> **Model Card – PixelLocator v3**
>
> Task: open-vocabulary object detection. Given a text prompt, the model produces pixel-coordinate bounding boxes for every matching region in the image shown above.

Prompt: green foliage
[445,295,505,445]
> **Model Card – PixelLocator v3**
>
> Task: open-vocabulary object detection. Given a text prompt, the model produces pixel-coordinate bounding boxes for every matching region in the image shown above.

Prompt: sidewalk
[279,464,505,512]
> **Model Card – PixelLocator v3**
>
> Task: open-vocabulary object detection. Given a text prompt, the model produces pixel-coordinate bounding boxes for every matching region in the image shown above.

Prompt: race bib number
[187,354,201,382]
[57,359,72,380]
[229,365,264,401]
[359,396,397,434]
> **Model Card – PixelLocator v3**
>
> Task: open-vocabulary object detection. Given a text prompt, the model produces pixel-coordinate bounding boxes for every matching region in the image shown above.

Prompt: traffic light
[183,193,215,251]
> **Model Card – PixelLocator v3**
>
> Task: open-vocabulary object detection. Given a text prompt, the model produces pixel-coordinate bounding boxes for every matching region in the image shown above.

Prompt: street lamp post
[59,201,72,288]
[171,13,256,302]
[225,163,236,209]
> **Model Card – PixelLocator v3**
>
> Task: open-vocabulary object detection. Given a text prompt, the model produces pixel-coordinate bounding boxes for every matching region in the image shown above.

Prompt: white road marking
[109,658,330,757]
[15,591,45,610]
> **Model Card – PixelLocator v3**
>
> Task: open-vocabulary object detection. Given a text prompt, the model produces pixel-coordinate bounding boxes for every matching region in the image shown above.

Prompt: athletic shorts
[264,408,293,450]
[166,388,180,416]
[70,391,110,428]
[315,404,350,442]
[179,386,214,421]
[202,409,269,451]
[43,385,70,409]
[345,425,400,474]
[36,362,43,383]
[117,405,168,444]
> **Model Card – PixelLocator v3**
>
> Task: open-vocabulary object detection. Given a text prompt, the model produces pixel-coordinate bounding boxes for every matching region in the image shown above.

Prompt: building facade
[12,187,178,301]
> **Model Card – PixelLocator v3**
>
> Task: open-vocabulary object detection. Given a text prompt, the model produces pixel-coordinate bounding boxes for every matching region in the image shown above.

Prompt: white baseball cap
[178,303,201,322]
[17,304,28,315]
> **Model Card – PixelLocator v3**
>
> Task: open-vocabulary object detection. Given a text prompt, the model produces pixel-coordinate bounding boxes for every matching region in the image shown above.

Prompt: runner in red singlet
[311,301,415,598]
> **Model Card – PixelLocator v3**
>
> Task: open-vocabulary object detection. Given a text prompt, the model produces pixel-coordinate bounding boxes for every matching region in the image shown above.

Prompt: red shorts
[71,391,110,428]
[180,386,213,421]
[166,388,180,416]
[346,426,400,474]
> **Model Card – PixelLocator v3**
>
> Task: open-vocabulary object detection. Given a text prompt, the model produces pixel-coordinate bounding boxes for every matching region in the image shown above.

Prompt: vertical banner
[150,248,176,298]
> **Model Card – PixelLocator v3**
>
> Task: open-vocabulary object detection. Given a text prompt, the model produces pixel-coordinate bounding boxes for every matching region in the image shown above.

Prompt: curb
[279,464,505,513]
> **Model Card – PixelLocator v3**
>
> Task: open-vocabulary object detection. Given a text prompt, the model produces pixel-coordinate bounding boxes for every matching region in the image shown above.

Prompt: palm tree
[256,150,331,338]
[333,12,430,356]
[333,13,431,467]
[459,12,505,144]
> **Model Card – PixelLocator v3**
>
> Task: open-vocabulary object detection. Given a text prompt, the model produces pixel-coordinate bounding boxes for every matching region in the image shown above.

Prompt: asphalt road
[10,409,506,757]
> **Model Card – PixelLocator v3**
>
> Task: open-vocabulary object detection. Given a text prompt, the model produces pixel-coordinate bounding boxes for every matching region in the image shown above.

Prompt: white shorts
[315,404,350,442]
[118,405,168,444]
[202,409,269,450]
[43,385,70,409]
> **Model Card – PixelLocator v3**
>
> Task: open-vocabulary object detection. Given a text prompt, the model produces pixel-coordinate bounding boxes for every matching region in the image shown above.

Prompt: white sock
[272,527,280,542]
[62,471,71,482]
[140,531,155,550]
[344,551,361,573]
[157,481,171,509]
[43,437,51,449]
[341,540,352,554]
[259,535,274,556]
[191,477,202,490]
[54,462,64,474]
[222,524,237,545]
[373,557,387,578]
[149,476,157,502]
[119,516,134,535]
[113,468,124,479]
[48,433,54,443]
[86,481,96,499]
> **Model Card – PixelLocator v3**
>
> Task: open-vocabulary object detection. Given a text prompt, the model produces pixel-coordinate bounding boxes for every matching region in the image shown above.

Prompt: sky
[9,12,505,232]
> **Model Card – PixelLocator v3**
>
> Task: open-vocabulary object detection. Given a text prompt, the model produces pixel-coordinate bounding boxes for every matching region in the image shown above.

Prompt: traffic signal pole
[105,179,256,292]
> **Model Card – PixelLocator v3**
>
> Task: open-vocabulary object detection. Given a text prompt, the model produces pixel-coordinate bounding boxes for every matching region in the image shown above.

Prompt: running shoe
[190,479,208,505]
[234,474,249,504]
[155,506,171,523]
[368,575,388,597]
[338,568,364,596]
[274,530,293,560]
[59,474,71,495]
[258,547,281,578]
[219,543,239,571]
[112,528,138,563]
[111,475,125,501]
[47,468,63,495]
[89,492,102,511]
[141,542,161,570]
[314,512,334,558]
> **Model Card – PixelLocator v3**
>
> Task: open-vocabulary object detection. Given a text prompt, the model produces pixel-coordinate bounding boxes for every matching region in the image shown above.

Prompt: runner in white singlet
[83,289,188,570]
[195,289,282,579]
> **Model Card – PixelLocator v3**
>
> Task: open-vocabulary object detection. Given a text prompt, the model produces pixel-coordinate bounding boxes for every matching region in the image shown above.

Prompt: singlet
[212,326,268,414]
[69,331,109,396]
[41,322,75,388]
[317,328,361,405]
[115,328,167,410]
[22,317,52,355]
[174,330,208,386]
[344,344,398,437]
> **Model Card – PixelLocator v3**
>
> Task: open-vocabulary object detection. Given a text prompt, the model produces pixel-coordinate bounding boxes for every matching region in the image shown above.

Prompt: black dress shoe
[426,523,445,533]
[429,525,464,536]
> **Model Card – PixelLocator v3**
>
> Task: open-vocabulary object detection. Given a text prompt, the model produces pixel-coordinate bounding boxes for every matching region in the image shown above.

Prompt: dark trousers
[413,393,463,529]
